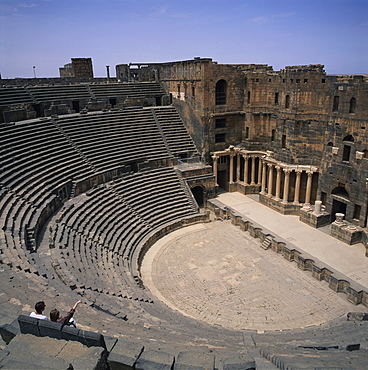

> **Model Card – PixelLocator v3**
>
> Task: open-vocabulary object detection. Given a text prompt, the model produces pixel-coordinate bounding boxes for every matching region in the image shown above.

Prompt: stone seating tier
[153,106,198,156]
[50,166,198,304]
[0,87,34,106]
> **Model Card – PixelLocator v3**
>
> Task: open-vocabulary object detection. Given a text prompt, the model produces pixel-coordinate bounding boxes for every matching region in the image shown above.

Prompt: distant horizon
[1,0,367,78]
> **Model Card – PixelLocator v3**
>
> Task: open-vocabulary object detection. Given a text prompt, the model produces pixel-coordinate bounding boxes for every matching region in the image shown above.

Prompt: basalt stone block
[107,340,144,370]
[38,320,63,339]
[174,351,215,370]
[61,325,80,342]
[3,335,68,369]
[135,350,174,370]
[59,340,106,370]
[17,315,40,336]
[223,354,256,370]
[0,323,19,344]
[78,329,106,349]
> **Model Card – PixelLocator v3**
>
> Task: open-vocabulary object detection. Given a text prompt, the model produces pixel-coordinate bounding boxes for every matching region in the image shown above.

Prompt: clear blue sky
[1,0,367,78]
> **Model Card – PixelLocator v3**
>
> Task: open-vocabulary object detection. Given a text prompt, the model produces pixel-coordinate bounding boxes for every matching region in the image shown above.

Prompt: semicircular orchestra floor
[141,221,358,332]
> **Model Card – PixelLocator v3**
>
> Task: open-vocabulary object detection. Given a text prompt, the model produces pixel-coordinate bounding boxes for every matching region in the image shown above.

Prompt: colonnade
[212,151,263,186]
[212,146,319,207]
[260,162,315,206]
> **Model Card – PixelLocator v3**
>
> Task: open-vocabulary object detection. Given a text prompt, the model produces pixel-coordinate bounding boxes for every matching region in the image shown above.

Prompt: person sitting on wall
[50,300,82,327]
[29,301,48,320]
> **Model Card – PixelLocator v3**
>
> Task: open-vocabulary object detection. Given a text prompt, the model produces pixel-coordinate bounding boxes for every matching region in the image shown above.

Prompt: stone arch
[349,97,356,113]
[215,79,227,105]
[331,186,349,221]
[331,186,349,200]
[342,135,354,162]
[343,134,354,142]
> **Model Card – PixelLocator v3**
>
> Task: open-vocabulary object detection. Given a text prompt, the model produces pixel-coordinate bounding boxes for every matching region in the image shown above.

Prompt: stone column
[250,156,256,185]
[267,164,274,197]
[304,171,313,207]
[275,166,282,201]
[260,161,267,194]
[257,157,262,185]
[243,155,249,185]
[236,154,241,183]
[293,170,302,205]
[212,155,218,185]
[282,169,291,204]
[229,154,235,184]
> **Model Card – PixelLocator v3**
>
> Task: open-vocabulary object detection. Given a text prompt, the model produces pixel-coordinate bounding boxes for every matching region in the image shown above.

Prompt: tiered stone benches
[28,85,91,102]
[0,87,34,106]
[0,119,96,276]
[89,82,165,100]
[153,106,198,157]
[50,167,199,309]
[252,318,368,369]
[55,109,172,172]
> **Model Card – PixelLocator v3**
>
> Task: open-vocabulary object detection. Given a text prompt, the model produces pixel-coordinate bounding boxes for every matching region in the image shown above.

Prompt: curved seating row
[89,82,164,99]
[0,82,165,107]
[50,167,198,306]
[0,106,197,283]
[55,108,172,172]
[153,106,198,156]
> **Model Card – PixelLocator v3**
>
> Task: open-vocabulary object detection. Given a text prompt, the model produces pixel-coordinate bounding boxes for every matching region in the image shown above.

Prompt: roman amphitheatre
[0,57,368,369]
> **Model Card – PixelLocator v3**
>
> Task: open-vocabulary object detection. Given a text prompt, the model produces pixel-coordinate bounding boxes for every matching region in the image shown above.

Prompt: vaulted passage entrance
[191,186,204,207]
[331,186,349,221]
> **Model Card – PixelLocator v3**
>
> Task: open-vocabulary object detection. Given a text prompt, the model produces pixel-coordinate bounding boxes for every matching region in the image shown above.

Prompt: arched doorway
[191,186,204,207]
[331,186,349,221]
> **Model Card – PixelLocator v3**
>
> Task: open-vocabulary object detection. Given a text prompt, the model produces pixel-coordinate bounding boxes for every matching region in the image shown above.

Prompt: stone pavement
[141,220,359,332]
[217,192,368,288]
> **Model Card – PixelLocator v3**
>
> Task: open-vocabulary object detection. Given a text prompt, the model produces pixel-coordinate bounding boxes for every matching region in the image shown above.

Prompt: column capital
[283,168,292,174]
[295,169,303,175]
[212,154,219,160]
[275,165,282,171]
[307,170,314,176]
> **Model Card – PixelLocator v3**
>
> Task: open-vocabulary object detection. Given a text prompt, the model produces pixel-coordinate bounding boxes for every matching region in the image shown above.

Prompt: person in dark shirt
[50,300,82,327]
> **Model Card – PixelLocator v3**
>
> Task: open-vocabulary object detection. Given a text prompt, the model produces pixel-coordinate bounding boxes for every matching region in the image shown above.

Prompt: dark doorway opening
[331,199,347,222]
[217,170,228,191]
[126,161,138,172]
[191,186,204,207]
[33,103,42,117]
[155,96,162,106]
[109,98,117,108]
[72,101,80,113]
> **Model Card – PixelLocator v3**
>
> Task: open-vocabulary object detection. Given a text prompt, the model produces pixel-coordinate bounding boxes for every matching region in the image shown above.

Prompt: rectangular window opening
[353,204,361,220]
[215,118,226,129]
[282,134,286,148]
[215,133,226,143]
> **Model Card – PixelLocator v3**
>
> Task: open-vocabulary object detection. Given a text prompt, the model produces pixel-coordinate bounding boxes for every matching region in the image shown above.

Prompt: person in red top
[50,300,82,327]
